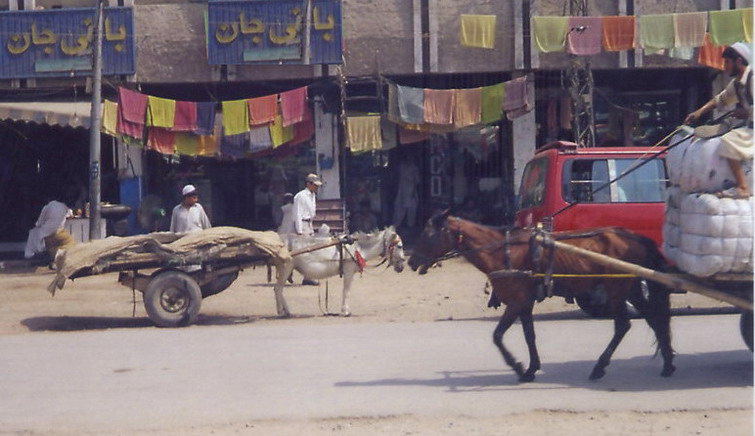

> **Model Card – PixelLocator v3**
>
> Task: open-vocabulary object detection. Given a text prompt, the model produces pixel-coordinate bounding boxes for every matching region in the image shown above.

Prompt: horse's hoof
[519,372,536,383]
[589,367,605,380]
[341,311,352,317]
[513,362,525,376]
[661,365,676,377]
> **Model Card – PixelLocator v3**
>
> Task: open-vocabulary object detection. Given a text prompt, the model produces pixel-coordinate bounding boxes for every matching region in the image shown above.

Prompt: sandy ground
[0,256,751,435]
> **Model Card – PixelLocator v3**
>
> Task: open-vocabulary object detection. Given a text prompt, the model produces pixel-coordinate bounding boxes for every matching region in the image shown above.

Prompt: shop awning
[0,101,92,129]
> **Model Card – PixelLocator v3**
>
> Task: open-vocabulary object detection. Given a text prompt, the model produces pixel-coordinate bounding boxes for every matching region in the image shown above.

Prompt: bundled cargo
[663,135,754,277]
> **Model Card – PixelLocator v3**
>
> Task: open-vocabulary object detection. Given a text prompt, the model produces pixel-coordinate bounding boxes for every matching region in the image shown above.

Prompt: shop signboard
[0,7,135,79]
[207,0,342,65]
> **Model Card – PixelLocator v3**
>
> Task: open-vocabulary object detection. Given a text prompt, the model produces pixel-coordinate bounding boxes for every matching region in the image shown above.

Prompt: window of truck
[518,157,548,209]
[563,158,667,204]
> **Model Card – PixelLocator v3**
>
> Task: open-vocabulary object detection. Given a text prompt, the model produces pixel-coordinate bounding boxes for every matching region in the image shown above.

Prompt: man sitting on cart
[684,42,753,199]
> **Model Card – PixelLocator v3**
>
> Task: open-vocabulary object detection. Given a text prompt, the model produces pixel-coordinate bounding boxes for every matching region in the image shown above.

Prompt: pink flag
[280,86,308,126]
[172,100,198,132]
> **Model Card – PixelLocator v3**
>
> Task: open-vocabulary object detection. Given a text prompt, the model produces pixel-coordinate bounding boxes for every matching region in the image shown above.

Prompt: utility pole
[565,0,596,147]
[88,0,104,240]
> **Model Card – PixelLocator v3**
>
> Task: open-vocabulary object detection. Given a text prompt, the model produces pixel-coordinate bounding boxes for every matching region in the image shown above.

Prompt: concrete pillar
[314,97,340,200]
[511,75,537,194]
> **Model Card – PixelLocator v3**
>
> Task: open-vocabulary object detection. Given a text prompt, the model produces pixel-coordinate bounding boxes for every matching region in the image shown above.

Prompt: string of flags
[531,8,752,70]
[102,86,313,159]
[344,76,532,154]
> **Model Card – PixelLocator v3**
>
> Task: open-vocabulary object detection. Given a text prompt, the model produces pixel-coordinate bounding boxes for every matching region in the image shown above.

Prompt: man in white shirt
[292,173,322,236]
[292,174,322,285]
[24,199,74,262]
[170,184,212,234]
[685,42,753,199]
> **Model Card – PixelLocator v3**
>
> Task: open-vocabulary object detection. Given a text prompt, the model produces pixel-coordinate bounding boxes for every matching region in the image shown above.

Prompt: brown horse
[408,211,675,382]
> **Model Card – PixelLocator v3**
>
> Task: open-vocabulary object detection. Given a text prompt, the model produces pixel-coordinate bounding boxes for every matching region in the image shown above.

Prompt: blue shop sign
[0,7,135,79]
[207,0,342,65]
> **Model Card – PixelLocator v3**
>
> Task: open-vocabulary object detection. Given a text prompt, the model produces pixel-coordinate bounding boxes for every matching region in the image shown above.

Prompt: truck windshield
[564,158,667,203]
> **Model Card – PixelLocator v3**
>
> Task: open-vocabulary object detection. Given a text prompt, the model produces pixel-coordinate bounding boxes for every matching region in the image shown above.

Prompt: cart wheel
[144,271,202,327]
[740,311,753,352]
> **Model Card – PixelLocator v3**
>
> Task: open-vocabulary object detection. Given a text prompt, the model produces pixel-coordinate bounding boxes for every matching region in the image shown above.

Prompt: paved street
[0,313,751,434]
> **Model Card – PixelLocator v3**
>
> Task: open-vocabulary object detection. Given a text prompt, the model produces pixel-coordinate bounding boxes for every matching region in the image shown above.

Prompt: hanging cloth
[249,126,273,153]
[397,85,424,125]
[601,16,636,51]
[222,99,250,136]
[280,86,307,126]
[673,12,707,48]
[248,94,278,125]
[269,114,294,147]
[117,87,147,138]
[172,101,197,132]
[195,102,217,136]
[708,9,746,46]
[698,33,726,70]
[101,100,118,137]
[480,82,504,124]
[147,96,176,128]
[423,89,455,125]
[289,105,314,146]
[381,117,398,150]
[197,134,218,157]
[220,132,249,159]
[346,115,382,154]
[175,133,199,156]
[147,128,176,155]
[566,16,603,55]
[743,8,753,43]
[532,16,569,53]
[387,83,401,123]
[503,76,531,120]
[453,88,481,128]
[639,14,674,52]
[398,126,431,144]
[460,14,496,49]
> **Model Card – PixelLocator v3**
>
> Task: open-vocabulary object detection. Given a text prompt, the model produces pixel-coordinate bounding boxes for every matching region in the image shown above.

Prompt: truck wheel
[144,271,202,327]
[740,311,753,352]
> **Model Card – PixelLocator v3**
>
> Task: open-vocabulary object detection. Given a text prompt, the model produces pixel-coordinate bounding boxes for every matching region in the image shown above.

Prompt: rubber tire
[740,311,753,352]
[144,270,202,327]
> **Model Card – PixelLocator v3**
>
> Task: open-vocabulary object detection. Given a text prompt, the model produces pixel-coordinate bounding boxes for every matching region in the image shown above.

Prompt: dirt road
[0,257,751,435]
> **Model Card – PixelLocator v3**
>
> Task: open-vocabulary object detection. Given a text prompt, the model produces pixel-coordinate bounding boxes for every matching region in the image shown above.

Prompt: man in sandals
[685,42,753,199]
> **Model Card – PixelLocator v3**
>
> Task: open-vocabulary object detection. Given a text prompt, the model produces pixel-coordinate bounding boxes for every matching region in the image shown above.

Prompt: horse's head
[383,226,405,273]
[408,209,455,274]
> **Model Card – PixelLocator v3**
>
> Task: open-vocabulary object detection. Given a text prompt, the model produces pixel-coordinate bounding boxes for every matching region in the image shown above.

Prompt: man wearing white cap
[292,174,322,286]
[292,173,322,236]
[170,184,211,233]
[685,42,753,198]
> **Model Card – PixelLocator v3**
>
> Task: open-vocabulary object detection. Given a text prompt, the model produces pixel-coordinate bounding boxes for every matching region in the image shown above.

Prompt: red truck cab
[515,141,668,248]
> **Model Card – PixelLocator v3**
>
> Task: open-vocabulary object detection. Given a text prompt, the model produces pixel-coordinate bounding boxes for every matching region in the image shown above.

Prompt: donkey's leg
[492,304,526,381]
[340,265,356,317]
[589,301,631,380]
[519,303,541,382]
[273,260,293,317]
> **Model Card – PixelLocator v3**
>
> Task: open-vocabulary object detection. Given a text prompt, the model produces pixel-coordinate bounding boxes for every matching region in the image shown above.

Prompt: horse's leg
[340,265,356,317]
[492,304,527,381]
[631,282,675,377]
[519,302,541,382]
[273,260,293,317]
[589,299,631,380]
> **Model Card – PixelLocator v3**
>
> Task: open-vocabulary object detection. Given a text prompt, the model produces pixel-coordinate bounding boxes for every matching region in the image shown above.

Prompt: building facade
[0,0,751,248]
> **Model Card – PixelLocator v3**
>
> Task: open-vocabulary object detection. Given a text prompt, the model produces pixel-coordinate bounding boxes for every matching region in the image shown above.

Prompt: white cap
[305,173,323,186]
[182,184,198,196]
[730,42,751,64]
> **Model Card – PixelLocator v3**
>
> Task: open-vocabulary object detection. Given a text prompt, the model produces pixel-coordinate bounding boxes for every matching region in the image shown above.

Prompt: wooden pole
[540,236,753,310]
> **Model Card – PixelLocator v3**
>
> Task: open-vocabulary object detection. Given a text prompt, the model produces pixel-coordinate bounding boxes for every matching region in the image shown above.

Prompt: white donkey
[274,227,405,317]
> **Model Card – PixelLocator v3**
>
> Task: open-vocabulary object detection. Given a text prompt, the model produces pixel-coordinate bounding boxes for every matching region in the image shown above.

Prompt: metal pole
[302,0,313,64]
[88,0,104,240]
